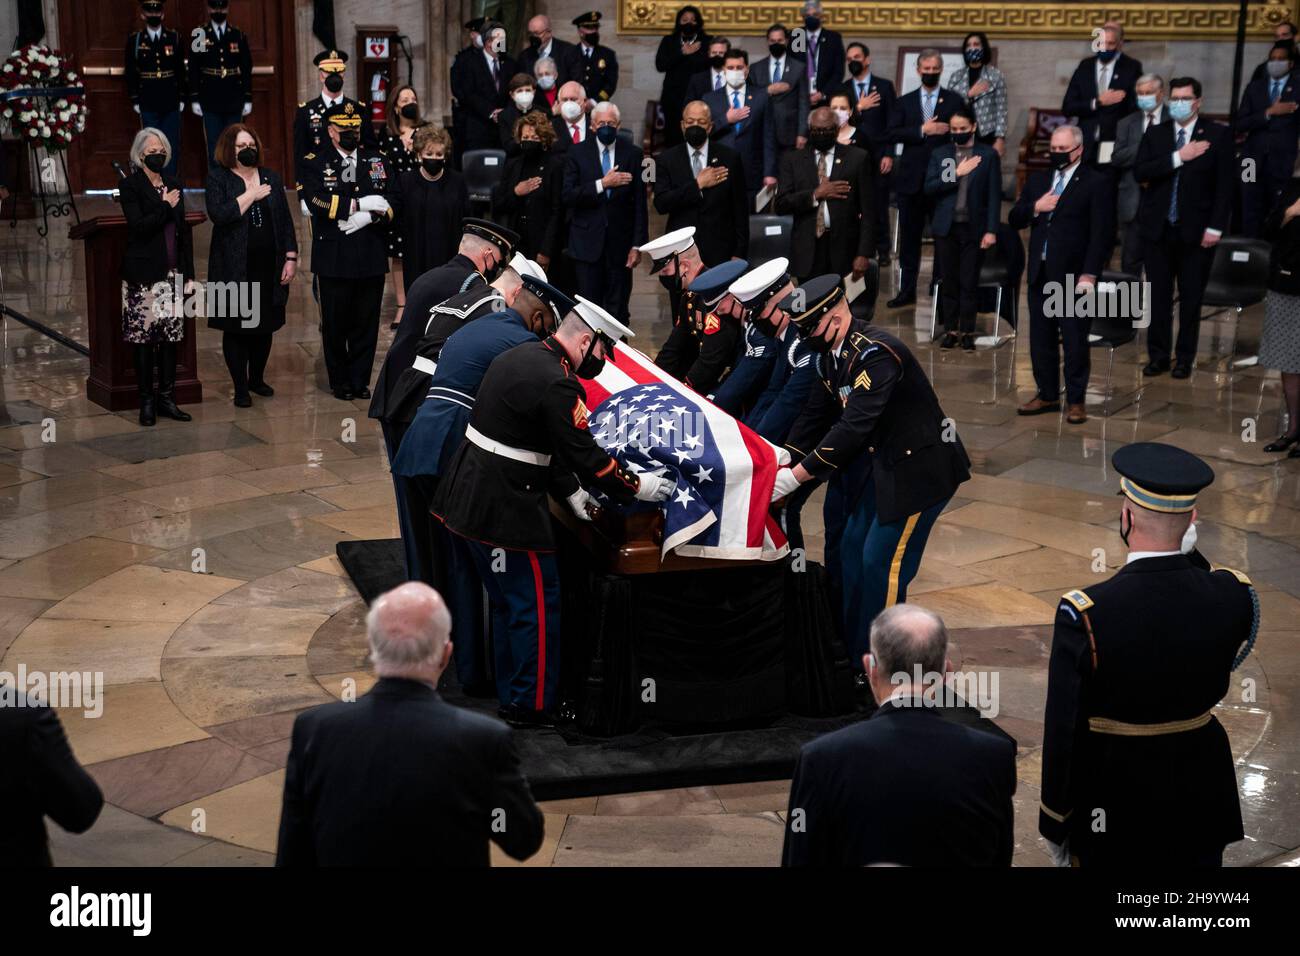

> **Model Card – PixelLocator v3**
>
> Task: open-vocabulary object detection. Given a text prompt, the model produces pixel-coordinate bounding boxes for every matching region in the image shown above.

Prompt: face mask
[324,73,344,94]
[421,157,445,176]
[584,31,600,47]
[680,24,697,41]
[400,102,419,120]
[1097,48,1118,62]
[1267,60,1292,79]
[529,35,542,50]
[145,16,163,28]
[1168,100,1195,122]
[236,147,258,167]
[337,130,359,151]
[142,153,167,173]
[964,47,984,64]
[1180,521,1197,555]
[210,12,227,25]
[709,55,726,70]
[520,140,542,157]
[952,130,974,146]
[537,74,556,91]
[804,16,821,31]
[848,60,865,78]
[481,253,504,283]
[800,326,832,354]
[1136,93,1158,112]
[808,129,836,152]
[513,91,535,111]
[770,43,787,59]
[750,306,782,338]
[1119,508,1132,547]
[560,100,583,122]
[833,108,851,127]
[1049,150,1073,170]
[473,34,484,48]
[576,337,606,378]
[683,124,708,148]
[920,71,941,89]
[595,124,618,145]
[724,68,745,89]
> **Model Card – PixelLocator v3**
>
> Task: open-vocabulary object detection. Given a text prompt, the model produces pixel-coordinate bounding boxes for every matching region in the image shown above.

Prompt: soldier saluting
[1040,442,1259,867]
[125,1,185,176]
[188,0,252,168]
[293,50,374,190]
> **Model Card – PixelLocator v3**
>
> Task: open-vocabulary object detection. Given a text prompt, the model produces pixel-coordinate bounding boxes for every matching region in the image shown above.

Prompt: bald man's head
[366,582,452,682]
[558,80,587,106]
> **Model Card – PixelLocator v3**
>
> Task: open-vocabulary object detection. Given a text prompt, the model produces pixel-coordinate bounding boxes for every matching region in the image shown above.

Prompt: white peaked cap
[730,257,791,303]
[509,252,547,283]
[637,225,696,258]
[573,295,635,340]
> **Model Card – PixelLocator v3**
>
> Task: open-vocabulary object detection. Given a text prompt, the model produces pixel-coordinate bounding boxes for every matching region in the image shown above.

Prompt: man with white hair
[561,100,647,323]
[276,582,545,866]
[782,603,1016,867]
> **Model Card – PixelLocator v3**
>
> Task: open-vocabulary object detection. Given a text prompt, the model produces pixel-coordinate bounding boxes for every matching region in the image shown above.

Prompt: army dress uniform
[780,276,972,654]
[187,9,253,167]
[298,105,392,398]
[126,3,185,175]
[563,11,618,104]
[1039,443,1258,867]
[294,50,374,187]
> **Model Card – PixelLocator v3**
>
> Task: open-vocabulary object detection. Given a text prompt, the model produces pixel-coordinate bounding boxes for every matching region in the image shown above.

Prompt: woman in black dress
[388,124,469,289]
[120,128,195,427]
[204,123,298,406]
[378,84,425,327]
[655,5,709,148]
[491,111,562,271]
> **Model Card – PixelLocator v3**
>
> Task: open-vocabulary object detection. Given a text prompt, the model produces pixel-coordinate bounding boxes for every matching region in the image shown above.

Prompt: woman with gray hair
[119,127,194,426]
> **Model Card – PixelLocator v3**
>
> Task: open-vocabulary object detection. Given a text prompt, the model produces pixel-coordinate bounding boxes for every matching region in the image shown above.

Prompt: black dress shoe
[497,705,555,729]
[1170,364,1191,380]
[332,387,353,401]
[886,292,916,309]
[354,386,371,400]
[138,394,156,427]
[961,332,977,351]
[1264,434,1300,453]
[233,394,252,408]
[939,331,959,350]
[249,382,274,397]
[1142,361,1170,377]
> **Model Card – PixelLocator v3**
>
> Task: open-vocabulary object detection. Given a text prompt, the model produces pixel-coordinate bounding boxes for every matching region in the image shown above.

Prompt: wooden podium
[70,213,205,411]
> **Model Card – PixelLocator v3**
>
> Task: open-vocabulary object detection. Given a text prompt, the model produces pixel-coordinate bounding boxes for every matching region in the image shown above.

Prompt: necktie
[807,34,818,81]
[815,152,831,238]
[571,124,580,144]
[1272,79,1283,103]
[922,91,935,122]
[714,72,722,90]
[1099,64,1110,94]
[491,58,499,87]
[692,150,704,178]
[732,90,744,134]
[1042,171,1066,259]
[858,82,867,101]
[1169,128,1185,224]
[601,146,612,199]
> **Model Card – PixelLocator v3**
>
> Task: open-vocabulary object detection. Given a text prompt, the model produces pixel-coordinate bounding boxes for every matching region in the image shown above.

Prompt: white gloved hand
[567,488,596,521]
[300,199,310,217]
[242,101,253,117]
[191,102,203,117]
[771,467,800,503]
[338,210,372,235]
[634,472,674,503]
[179,102,184,113]
[133,104,141,115]
[358,195,390,215]
[1046,838,1071,868]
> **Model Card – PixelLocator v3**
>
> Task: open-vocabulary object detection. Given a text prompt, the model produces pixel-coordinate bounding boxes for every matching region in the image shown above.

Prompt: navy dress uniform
[1040,443,1257,867]
[188,1,252,168]
[712,258,789,417]
[433,297,672,724]
[778,276,972,652]
[294,50,374,188]
[299,102,393,400]
[126,1,185,176]
[393,277,576,693]
[563,11,618,104]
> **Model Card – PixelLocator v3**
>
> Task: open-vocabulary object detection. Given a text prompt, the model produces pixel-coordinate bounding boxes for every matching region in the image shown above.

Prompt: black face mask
[337,131,359,151]
[709,54,726,70]
[584,31,600,47]
[481,253,505,283]
[683,124,708,148]
[848,60,865,77]
[800,326,832,354]
[750,306,782,338]
[142,153,167,173]
[808,129,836,152]
[1049,150,1074,170]
[769,42,787,59]
[145,16,163,28]
[237,147,259,167]
[1119,508,1132,546]
[520,140,543,157]
[324,73,344,94]
[804,16,821,31]
[575,337,606,378]
[529,35,542,50]
[210,12,227,25]
[952,131,974,147]
[400,102,419,120]
[679,23,697,40]
[920,71,941,89]
[422,157,445,176]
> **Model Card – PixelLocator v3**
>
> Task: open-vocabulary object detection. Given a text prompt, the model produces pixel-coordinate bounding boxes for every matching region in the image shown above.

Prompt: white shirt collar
[539,40,552,58]
[148,28,162,41]
[483,50,498,69]
[335,146,356,161]
[1126,549,1182,565]
[1176,114,1198,134]
[728,83,747,100]
[322,93,340,108]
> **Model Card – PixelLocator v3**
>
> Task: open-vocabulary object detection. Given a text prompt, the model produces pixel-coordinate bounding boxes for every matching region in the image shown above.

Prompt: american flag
[579,343,790,561]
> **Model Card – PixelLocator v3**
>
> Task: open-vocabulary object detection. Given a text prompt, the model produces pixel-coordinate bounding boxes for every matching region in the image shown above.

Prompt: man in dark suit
[1009,124,1113,424]
[1111,74,1167,275]
[276,583,545,866]
[782,603,1015,866]
[450,17,486,168]
[517,13,573,85]
[562,10,618,106]
[775,107,874,283]
[844,42,897,262]
[1,692,103,866]
[886,51,966,306]
[683,36,731,105]
[552,80,590,154]
[461,21,516,152]
[799,0,845,108]
[1237,42,1300,237]
[925,105,1002,349]
[1249,20,1297,83]
[1135,77,1234,379]
[703,48,778,200]
[1061,22,1142,161]
[561,102,648,323]
[750,23,810,155]
[652,100,748,266]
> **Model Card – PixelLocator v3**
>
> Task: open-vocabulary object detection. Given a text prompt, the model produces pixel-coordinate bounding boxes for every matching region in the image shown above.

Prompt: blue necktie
[1042,171,1067,260]
[601,146,612,199]
[1272,79,1283,103]
[922,91,935,122]
[714,72,722,90]
[858,81,867,101]
[1169,128,1185,225]
[732,90,744,134]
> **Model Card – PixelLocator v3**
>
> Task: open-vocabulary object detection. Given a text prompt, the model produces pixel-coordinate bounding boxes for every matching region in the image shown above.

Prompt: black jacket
[292,95,374,185]
[1008,164,1114,286]
[562,42,619,103]
[783,699,1016,866]
[125,27,185,112]
[843,74,897,162]
[492,150,564,261]
[0,694,104,867]
[187,21,253,113]
[656,31,712,128]
[561,137,649,264]
[800,29,846,100]
[119,168,195,285]
[886,87,967,195]
[298,146,392,279]
[461,51,517,151]
[750,55,811,150]
[1062,52,1143,145]
[925,142,1002,237]
[1263,177,1300,294]
[275,678,544,867]
[775,143,875,279]
[517,39,574,84]
[1236,70,1300,181]
[652,141,748,266]
[204,166,297,325]
[1134,116,1235,244]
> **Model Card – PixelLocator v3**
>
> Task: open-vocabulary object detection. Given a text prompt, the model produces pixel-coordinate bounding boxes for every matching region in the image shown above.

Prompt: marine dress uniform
[126,1,185,175]
[1039,443,1258,867]
[778,275,972,652]
[293,50,374,187]
[298,102,392,399]
[187,2,253,167]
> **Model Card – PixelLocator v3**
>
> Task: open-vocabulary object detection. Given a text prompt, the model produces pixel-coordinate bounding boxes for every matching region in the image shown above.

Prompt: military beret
[690,259,750,307]
[780,273,844,336]
[1112,442,1215,514]
[462,217,519,258]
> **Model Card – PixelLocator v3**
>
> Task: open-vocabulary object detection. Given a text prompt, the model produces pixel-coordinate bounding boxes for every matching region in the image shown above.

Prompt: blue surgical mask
[1097,48,1118,62]
[1136,94,1158,112]
[1168,100,1195,122]
[595,124,618,145]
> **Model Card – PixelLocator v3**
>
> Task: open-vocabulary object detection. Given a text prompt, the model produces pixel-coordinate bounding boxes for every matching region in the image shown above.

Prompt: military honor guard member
[563,11,618,105]
[126,1,185,176]
[671,258,750,397]
[1040,443,1258,868]
[433,297,673,726]
[294,50,374,190]
[711,259,787,417]
[645,226,708,379]
[188,0,253,168]
[774,275,972,652]
[298,102,392,401]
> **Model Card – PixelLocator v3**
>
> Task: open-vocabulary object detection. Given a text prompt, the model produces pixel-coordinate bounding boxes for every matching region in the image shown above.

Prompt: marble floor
[2,197,1299,867]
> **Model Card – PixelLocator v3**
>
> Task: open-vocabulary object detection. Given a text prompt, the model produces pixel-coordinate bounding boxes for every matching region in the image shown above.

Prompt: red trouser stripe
[527,550,546,712]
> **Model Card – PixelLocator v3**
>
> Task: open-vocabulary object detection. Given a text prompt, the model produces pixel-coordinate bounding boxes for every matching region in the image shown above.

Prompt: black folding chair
[461,148,507,209]
[748,214,794,263]
[1087,270,1146,416]
[1200,236,1270,368]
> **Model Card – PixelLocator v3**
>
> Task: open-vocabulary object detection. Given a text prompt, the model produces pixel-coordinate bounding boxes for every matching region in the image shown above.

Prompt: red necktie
[571,125,580,144]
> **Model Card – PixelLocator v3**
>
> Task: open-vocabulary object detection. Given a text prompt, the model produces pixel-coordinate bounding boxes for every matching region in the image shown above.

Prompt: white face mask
[1180,521,1198,555]
[537,74,556,91]
[725,68,746,89]
[560,99,583,122]
[473,34,484,48]
[833,108,851,127]
[513,91,535,111]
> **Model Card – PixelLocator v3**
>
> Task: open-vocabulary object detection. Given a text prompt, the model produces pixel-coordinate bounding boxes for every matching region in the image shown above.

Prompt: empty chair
[1201,236,1270,365]
[748,214,793,263]
[1088,270,1145,416]
[461,149,508,206]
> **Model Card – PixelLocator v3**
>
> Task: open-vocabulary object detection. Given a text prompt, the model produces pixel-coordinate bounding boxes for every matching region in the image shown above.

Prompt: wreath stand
[18,142,78,237]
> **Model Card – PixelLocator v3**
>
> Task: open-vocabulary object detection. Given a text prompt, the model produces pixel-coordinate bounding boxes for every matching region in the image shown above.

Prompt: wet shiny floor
[2,197,1298,866]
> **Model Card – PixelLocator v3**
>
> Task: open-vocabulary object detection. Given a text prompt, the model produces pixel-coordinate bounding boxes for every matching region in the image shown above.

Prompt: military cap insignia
[572,398,589,429]
[1061,589,1094,612]
[854,370,872,391]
